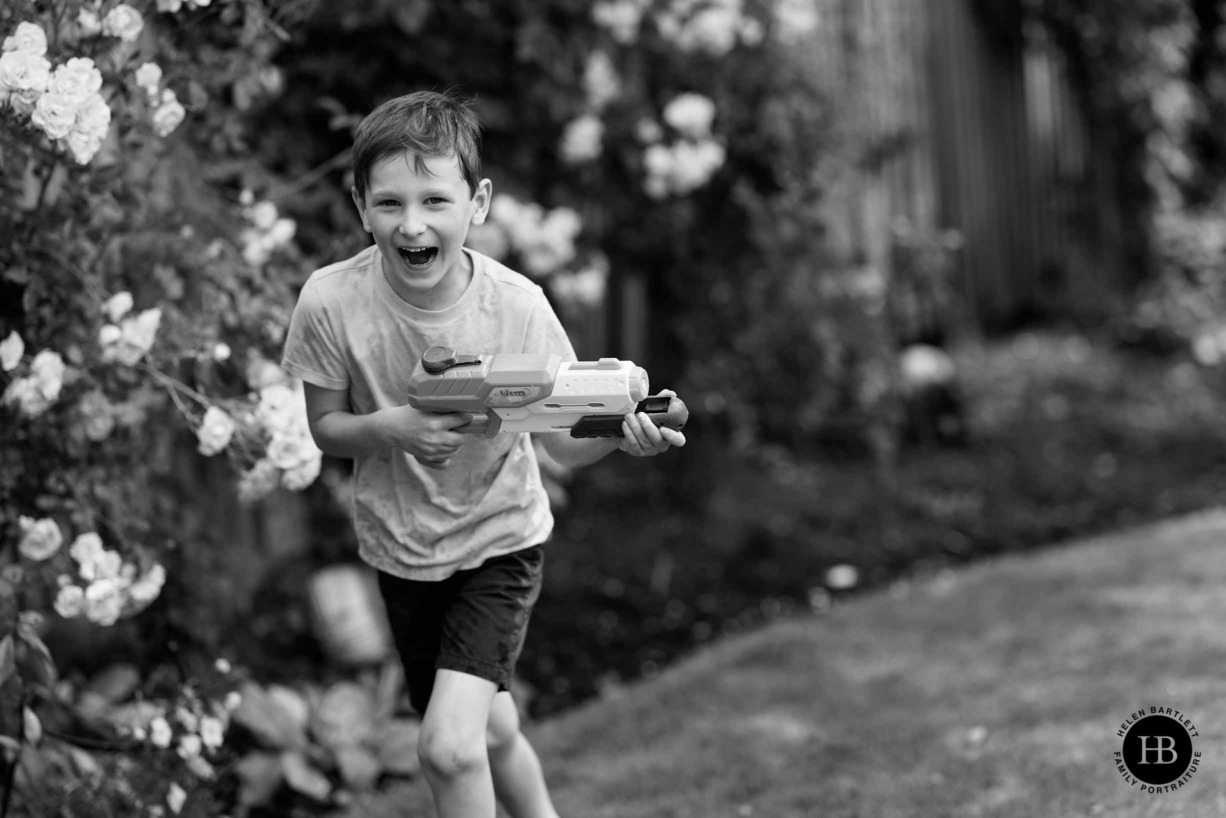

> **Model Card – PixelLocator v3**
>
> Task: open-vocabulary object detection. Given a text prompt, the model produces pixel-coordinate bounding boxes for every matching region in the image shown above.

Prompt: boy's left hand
[619,389,687,456]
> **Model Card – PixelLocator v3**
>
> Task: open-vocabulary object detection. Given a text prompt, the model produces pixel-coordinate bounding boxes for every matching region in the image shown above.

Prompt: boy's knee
[418,726,487,781]
[486,700,521,756]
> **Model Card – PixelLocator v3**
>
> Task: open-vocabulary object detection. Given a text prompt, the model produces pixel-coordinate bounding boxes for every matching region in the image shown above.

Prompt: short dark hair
[351,89,483,201]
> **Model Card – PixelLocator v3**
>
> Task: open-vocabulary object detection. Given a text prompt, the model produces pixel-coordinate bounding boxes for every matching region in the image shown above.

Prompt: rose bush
[0,0,333,814]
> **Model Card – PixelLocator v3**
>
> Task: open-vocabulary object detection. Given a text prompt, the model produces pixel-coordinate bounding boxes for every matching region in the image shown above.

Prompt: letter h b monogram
[1138,736,1178,764]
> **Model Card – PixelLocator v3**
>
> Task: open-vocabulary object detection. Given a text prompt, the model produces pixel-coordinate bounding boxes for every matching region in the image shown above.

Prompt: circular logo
[1114,708,1201,793]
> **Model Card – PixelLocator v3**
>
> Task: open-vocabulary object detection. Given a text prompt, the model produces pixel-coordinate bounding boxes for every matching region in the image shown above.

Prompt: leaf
[22,706,40,745]
[235,751,284,807]
[334,744,381,791]
[0,635,14,687]
[373,718,421,777]
[280,749,332,801]
[14,623,56,689]
[310,682,376,750]
[231,682,309,750]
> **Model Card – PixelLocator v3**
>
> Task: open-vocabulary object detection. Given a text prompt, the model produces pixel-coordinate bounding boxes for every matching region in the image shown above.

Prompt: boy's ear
[470,178,493,225]
[350,186,371,232]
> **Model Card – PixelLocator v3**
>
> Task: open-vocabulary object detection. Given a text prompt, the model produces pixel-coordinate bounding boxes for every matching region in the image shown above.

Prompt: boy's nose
[398,209,427,238]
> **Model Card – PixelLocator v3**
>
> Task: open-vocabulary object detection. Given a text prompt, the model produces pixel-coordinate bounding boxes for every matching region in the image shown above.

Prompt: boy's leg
[487,690,559,818]
[418,668,500,818]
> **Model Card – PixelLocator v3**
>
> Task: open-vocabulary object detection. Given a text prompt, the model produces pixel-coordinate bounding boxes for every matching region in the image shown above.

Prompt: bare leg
[418,669,499,818]
[487,691,559,818]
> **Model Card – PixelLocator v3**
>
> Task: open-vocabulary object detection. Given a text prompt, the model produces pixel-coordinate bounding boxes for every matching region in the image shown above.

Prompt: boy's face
[352,151,491,310]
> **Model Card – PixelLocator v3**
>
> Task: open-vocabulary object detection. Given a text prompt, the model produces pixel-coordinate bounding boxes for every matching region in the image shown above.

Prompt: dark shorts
[377,545,545,714]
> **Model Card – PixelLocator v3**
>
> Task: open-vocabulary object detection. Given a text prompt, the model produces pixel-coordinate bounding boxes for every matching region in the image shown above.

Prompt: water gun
[406,345,689,438]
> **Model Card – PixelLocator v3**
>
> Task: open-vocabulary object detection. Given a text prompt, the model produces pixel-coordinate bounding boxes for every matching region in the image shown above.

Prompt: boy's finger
[659,427,686,447]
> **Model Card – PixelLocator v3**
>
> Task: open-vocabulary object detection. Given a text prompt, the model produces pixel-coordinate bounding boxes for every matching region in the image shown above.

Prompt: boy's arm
[537,390,687,468]
[304,382,472,468]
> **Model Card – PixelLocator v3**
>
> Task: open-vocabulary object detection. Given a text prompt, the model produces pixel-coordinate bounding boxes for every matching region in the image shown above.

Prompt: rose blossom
[47,58,103,106]
[152,89,185,137]
[0,50,52,101]
[102,5,145,42]
[0,331,23,371]
[2,22,48,56]
[84,578,124,625]
[78,9,103,37]
[18,516,63,561]
[134,62,162,97]
[54,585,86,618]
[197,405,236,456]
[32,91,79,139]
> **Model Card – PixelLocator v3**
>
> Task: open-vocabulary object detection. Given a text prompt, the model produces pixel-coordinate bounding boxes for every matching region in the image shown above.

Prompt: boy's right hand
[383,405,473,469]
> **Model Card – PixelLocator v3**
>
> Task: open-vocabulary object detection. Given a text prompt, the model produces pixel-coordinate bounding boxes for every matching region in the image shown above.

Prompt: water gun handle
[568,395,690,439]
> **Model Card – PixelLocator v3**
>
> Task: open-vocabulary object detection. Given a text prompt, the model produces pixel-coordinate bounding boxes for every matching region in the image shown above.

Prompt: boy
[281,89,685,818]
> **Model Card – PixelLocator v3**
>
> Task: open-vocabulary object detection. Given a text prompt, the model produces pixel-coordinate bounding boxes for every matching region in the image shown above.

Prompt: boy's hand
[618,389,687,457]
[384,405,472,469]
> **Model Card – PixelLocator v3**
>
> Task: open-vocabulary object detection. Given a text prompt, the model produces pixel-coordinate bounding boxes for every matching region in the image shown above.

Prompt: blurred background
[5,0,1226,814]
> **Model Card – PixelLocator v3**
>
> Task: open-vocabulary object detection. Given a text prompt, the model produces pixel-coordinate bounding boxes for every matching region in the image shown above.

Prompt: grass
[516,330,1226,716]
[342,506,1226,817]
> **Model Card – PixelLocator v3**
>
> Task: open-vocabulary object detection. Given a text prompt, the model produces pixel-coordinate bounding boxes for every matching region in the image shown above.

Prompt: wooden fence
[807,0,1125,336]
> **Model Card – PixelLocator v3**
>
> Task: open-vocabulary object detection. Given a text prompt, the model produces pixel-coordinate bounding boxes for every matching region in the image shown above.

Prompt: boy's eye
[425,197,447,205]
[378,199,399,207]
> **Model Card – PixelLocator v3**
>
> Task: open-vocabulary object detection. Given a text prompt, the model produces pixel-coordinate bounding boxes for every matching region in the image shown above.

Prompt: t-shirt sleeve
[521,290,578,362]
[281,278,350,391]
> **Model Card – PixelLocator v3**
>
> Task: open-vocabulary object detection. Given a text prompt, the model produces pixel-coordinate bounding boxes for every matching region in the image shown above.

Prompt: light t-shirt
[281,245,576,580]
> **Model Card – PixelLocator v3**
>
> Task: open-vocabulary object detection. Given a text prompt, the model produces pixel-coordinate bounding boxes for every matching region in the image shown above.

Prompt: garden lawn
[343,507,1226,818]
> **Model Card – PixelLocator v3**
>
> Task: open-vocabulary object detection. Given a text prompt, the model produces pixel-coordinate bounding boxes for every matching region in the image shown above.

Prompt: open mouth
[397,246,438,268]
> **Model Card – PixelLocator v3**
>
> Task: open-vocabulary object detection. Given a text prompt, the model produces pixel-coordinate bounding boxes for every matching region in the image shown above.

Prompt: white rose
[116,307,162,364]
[66,129,103,165]
[268,217,296,247]
[32,91,80,140]
[98,324,123,348]
[93,549,124,580]
[166,782,187,815]
[77,389,116,442]
[70,531,106,567]
[559,114,604,165]
[196,405,236,456]
[78,9,103,38]
[199,716,225,751]
[0,50,51,97]
[149,717,173,748]
[129,564,166,604]
[134,62,162,97]
[18,516,63,561]
[663,92,717,139]
[102,5,144,42]
[74,92,111,137]
[583,50,620,111]
[102,292,134,324]
[188,0,212,7]
[84,578,124,626]
[281,452,322,492]
[177,734,202,760]
[248,201,278,230]
[54,585,86,618]
[48,58,102,106]
[152,90,185,137]
[2,22,48,56]
[236,458,280,502]
[0,331,23,371]
[30,350,65,402]
[255,382,298,431]
[266,431,311,470]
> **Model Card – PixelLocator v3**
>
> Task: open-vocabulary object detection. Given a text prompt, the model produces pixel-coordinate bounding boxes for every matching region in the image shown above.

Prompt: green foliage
[227,663,417,812]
